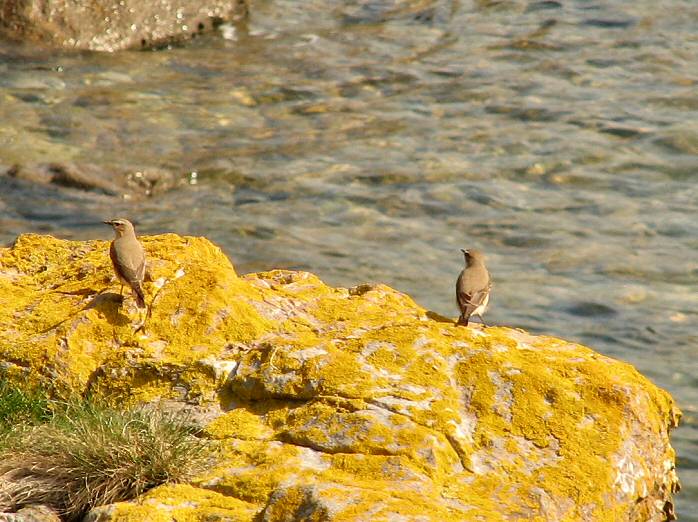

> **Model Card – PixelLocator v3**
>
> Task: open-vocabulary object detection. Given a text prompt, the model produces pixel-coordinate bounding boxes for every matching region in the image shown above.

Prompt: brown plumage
[456,248,491,326]
[104,218,146,308]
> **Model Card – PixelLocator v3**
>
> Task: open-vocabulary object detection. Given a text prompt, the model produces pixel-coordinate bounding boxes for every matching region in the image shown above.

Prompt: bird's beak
[460,248,468,255]
[103,220,113,226]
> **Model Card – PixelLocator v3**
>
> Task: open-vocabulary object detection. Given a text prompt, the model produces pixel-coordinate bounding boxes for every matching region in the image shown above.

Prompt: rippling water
[1,0,697,515]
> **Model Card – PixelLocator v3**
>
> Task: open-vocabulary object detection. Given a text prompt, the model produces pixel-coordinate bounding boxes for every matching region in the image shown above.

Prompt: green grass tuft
[0,379,52,446]
[0,395,212,521]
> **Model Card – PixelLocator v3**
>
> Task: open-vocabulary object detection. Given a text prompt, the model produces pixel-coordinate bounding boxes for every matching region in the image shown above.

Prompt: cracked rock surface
[0,234,681,521]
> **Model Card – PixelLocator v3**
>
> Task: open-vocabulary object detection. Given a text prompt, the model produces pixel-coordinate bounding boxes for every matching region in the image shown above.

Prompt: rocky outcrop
[0,234,682,520]
[0,0,248,52]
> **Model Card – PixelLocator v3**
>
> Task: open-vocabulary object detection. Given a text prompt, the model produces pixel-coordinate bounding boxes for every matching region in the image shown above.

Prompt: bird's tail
[132,282,146,308]
[457,314,470,326]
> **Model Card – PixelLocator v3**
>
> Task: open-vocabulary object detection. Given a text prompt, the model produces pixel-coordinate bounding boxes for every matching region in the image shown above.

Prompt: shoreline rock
[2,162,183,198]
[0,0,249,52]
[0,234,681,520]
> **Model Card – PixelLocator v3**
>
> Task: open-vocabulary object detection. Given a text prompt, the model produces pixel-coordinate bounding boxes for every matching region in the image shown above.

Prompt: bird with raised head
[456,248,491,327]
[104,218,146,308]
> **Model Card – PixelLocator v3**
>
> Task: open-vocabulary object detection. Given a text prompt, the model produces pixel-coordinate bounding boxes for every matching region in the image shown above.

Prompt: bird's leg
[134,306,147,334]
[111,284,125,305]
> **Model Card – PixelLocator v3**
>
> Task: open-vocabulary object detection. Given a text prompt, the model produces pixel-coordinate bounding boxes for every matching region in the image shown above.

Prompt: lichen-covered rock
[0,234,681,521]
[83,484,258,522]
[0,0,248,52]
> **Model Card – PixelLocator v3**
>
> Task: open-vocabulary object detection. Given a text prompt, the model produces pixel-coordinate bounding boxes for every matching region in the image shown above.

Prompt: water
[1,0,697,515]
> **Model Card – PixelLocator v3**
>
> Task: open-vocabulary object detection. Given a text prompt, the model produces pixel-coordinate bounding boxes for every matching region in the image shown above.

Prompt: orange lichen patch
[260,481,480,522]
[273,400,460,476]
[94,483,259,522]
[196,439,309,505]
[205,407,275,441]
[327,453,429,483]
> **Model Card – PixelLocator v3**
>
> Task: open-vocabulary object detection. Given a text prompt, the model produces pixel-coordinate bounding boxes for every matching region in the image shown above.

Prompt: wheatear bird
[456,248,491,326]
[104,218,146,308]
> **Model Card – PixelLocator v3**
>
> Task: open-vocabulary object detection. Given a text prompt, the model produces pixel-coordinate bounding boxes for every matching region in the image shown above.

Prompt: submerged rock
[2,162,182,198]
[0,0,249,52]
[0,234,681,520]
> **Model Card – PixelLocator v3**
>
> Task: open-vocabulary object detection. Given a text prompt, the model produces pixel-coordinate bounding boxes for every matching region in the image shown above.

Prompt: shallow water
[1,0,697,515]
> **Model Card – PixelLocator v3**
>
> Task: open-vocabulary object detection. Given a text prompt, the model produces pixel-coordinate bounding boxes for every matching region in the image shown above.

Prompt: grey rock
[0,505,61,522]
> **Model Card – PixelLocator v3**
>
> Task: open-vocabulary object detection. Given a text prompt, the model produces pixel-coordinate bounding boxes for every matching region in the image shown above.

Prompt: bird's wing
[456,271,467,311]
[110,241,145,284]
[457,272,490,316]
[458,288,489,311]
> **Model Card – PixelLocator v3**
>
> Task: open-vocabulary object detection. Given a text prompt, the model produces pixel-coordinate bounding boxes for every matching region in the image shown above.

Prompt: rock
[0,234,682,521]
[83,484,258,522]
[5,162,122,196]
[0,0,249,52]
[0,504,61,522]
[2,162,182,198]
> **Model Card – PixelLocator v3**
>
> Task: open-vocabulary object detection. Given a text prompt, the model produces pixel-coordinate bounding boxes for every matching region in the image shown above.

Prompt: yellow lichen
[0,234,680,521]
[204,408,274,440]
[101,484,259,522]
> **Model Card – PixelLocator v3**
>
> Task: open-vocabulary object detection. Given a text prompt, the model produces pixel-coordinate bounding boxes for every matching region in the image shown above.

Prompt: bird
[456,248,491,326]
[104,218,146,308]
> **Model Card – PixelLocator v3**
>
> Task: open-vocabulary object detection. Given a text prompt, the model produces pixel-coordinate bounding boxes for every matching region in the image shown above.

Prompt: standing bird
[104,218,146,308]
[456,248,491,326]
